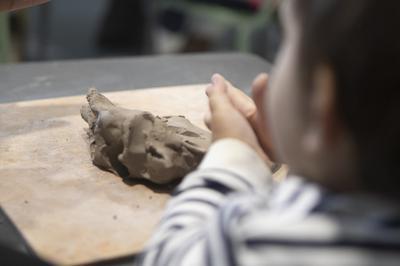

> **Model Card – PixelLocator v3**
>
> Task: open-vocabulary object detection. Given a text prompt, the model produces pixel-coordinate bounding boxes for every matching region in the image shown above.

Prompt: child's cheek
[268,42,305,165]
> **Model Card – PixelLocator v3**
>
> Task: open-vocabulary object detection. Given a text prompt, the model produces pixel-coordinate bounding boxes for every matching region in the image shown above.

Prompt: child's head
[268,0,400,199]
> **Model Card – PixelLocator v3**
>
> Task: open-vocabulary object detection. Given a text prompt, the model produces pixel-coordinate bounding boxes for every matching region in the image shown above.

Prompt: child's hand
[205,74,273,166]
[205,73,276,161]
[0,0,49,11]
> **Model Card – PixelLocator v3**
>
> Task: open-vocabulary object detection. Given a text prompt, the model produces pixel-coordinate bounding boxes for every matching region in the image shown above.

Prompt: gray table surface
[0,52,271,103]
[0,52,272,265]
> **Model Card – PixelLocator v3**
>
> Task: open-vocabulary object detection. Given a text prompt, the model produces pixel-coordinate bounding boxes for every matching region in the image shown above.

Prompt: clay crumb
[24,200,29,204]
[113,215,117,220]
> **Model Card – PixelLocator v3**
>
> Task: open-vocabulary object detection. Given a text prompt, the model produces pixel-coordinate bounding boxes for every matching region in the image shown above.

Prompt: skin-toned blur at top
[0,0,49,11]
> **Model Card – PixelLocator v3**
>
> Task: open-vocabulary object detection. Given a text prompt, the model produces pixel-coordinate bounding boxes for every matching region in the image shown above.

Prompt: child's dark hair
[292,0,400,199]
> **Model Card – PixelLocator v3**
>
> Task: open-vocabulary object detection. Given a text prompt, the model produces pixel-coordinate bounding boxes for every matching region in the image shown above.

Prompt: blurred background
[0,0,282,63]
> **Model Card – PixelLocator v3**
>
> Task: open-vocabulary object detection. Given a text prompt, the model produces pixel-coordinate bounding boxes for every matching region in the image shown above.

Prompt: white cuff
[199,138,272,189]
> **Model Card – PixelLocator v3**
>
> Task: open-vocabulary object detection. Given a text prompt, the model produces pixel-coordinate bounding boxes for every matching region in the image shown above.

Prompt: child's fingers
[252,73,269,116]
[209,73,256,118]
[226,84,256,119]
[208,74,231,113]
[251,73,277,160]
[251,73,269,128]
[214,73,255,117]
[205,83,212,96]
[211,73,228,92]
[207,74,239,136]
[204,110,212,130]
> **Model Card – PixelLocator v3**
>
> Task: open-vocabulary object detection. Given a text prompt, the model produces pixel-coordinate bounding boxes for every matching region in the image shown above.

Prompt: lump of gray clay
[80,88,211,184]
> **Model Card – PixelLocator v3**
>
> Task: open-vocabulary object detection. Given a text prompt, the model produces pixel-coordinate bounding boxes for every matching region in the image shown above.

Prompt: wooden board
[0,85,210,265]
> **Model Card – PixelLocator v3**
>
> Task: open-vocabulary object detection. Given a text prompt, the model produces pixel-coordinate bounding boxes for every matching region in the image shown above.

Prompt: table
[0,52,271,265]
[0,53,271,103]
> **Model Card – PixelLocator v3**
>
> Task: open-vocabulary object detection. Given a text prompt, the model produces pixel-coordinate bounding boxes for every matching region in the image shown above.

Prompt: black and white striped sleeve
[136,138,272,266]
[135,138,400,266]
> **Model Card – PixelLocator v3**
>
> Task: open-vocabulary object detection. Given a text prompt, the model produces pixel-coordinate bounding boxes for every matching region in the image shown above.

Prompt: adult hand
[205,73,276,161]
[205,74,273,168]
[0,0,49,12]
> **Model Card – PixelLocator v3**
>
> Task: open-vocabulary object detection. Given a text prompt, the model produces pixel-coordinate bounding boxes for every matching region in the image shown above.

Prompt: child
[137,0,400,265]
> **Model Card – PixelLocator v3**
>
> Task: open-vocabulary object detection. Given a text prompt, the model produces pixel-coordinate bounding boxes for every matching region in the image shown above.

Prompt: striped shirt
[136,139,400,266]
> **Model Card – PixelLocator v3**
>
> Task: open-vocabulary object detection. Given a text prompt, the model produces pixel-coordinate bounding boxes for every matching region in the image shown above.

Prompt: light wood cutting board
[0,85,210,265]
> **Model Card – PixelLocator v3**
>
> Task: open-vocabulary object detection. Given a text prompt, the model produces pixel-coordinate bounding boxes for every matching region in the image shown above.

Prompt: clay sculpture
[80,88,211,184]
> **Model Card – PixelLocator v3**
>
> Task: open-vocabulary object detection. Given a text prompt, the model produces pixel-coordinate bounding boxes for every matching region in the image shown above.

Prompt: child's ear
[303,64,341,154]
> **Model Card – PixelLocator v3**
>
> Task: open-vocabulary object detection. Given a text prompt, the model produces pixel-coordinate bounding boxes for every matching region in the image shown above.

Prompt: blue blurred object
[158,0,278,53]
